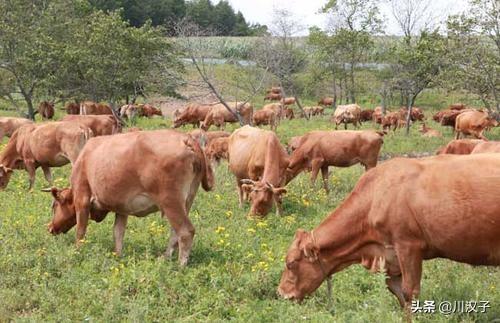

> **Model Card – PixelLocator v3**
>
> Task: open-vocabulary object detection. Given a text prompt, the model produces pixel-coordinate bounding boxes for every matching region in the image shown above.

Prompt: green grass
[0,110,499,322]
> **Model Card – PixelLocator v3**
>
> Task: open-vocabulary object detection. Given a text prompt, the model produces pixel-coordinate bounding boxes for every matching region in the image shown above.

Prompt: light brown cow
[188,129,230,146]
[253,109,277,131]
[65,102,80,115]
[0,122,92,190]
[301,107,313,119]
[332,104,361,130]
[262,103,283,121]
[278,154,500,308]
[381,111,405,132]
[455,110,498,140]
[38,101,55,120]
[205,137,229,164]
[311,106,324,116]
[80,101,113,115]
[281,97,296,106]
[62,115,121,136]
[372,106,384,124]
[201,102,253,131]
[436,139,483,155]
[284,107,295,120]
[449,103,467,110]
[287,136,302,153]
[0,117,33,141]
[471,141,500,154]
[228,126,288,216]
[138,104,162,118]
[286,130,383,193]
[418,123,442,137]
[264,93,282,101]
[173,104,211,128]
[318,97,334,106]
[43,130,214,266]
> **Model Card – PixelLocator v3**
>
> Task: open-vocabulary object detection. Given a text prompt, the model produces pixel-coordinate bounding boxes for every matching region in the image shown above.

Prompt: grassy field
[0,106,499,322]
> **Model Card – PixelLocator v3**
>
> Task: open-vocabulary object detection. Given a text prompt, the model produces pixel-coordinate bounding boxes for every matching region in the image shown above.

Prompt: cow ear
[0,165,13,174]
[273,187,287,197]
[241,184,253,194]
[41,187,60,200]
[295,230,318,261]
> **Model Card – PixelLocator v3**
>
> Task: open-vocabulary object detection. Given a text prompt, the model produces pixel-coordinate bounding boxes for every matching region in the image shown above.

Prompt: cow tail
[186,136,214,192]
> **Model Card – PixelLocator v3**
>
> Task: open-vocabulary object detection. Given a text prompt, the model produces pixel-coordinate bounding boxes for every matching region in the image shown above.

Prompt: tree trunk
[349,62,355,103]
[20,89,35,120]
[332,74,337,109]
[405,96,414,136]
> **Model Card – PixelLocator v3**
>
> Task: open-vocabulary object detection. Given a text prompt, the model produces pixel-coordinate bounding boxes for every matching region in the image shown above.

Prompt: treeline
[88,0,268,36]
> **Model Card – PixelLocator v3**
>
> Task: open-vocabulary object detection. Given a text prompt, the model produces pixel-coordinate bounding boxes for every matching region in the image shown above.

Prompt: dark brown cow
[381,111,405,132]
[228,126,289,216]
[253,109,277,131]
[205,137,229,163]
[65,102,80,115]
[436,139,483,155]
[278,154,500,308]
[62,115,121,136]
[455,110,498,140]
[38,101,55,120]
[286,130,383,193]
[0,122,92,190]
[43,130,214,266]
[471,141,500,154]
[0,117,33,141]
[359,109,374,122]
[318,97,334,106]
[173,104,211,128]
[80,101,113,115]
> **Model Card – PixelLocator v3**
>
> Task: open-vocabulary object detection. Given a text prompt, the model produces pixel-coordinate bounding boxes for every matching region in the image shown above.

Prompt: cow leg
[344,123,347,130]
[386,275,405,308]
[165,227,179,259]
[477,130,487,141]
[310,158,324,187]
[335,122,338,130]
[113,213,128,256]
[75,202,91,247]
[237,179,244,207]
[396,245,423,308]
[24,160,37,190]
[41,165,53,185]
[454,130,460,140]
[161,203,194,266]
[321,165,329,193]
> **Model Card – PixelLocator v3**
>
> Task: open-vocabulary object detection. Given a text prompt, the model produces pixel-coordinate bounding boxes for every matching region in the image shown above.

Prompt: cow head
[0,165,13,190]
[42,187,76,234]
[240,179,286,216]
[278,229,325,301]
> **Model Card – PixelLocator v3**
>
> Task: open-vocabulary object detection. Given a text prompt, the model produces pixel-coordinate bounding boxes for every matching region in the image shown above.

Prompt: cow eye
[286,260,297,270]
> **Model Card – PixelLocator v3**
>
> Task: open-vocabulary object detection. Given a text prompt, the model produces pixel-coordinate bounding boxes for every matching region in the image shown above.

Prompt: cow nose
[277,287,294,300]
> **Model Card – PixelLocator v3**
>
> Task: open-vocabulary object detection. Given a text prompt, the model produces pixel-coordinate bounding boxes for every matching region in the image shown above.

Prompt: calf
[38,101,55,120]
[471,141,500,154]
[205,137,229,164]
[44,130,214,266]
[436,139,483,155]
[455,110,498,140]
[286,130,383,193]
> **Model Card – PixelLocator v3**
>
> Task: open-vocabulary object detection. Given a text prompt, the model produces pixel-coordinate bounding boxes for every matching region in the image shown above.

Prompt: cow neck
[0,135,20,168]
[311,176,379,276]
[261,133,284,186]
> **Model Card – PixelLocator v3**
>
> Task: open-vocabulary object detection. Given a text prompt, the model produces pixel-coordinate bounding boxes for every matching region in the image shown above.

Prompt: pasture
[0,105,499,322]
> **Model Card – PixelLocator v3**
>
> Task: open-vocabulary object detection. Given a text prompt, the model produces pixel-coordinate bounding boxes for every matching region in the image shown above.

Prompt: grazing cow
[284,107,295,120]
[381,111,406,132]
[449,103,467,110]
[62,115,121,136]
[301,107,313,119]
[262,103,284,120]
[120,104,138,119]
[188,129,230,146]
[173,108,183,119]
[0,122,92,190]
[318,97,334,106]
[372,106,384,124]
[359,109,374,122]
[228,126,289,217]
[264,93,282,101]
[65,102,80,115]
[139,104,162,118]
[253,109,277,131]
[418,123,442,137]
[436,139,483,155]
[332,104,361,130]
[201,102,253,131]
[278,154,500,308]
[287,136,302,153]
[455,110,498,140]
[399,107,424,122]
[286,130,383,193]
[173,104,211,128]
[44,130,214,266]
[38,101,55,120]
[205,137,229,164]
[80,101,113,115]
[281,97,296,106]
[311,106,325,116]
[0,117,33,141]
[471,141,500,154]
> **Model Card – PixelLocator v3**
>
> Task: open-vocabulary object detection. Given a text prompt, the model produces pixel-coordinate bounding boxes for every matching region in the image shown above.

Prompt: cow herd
[0,97,499,313]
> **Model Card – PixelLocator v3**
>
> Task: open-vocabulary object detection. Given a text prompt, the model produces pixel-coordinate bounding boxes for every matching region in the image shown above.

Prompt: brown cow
[284,107,295,120]
[287,136,302,153]
[318,97,334,106]
[381,111,405,132]
[0,117,33,141]
[270,86,282,94]
[455,110,498,140]
[205,137,229,164]
[471,141,500,154]
[201,102,253,131]
[286,130,383,193]
[399,107,424,121]
[80,101,113,115]
[62,115,121,136]
[228,126,288,216]
[139,104,162,118]
[262,103,283,120]
[120,104,138,119]
[359,109,374,122]
[418,123,442,137]
[281,97,296,106]
[65,102,80,115]
[372,106,384,124]
[38,101,55,120]
[264,93,282,101]
[253,109,277,131]
[0,122,92,190]
[278,154,500,308]
[436,139,483,155]
[188,129,230,146]
[301,107,313,119]
[332,104,361,130]
[173,104,211,128]
[449,103,467,110]
[43,130,214,266]
[311,106,325,116]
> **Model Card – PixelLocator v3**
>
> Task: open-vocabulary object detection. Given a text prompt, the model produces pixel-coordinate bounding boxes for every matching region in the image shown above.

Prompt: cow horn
[240,179,256,185]
[41,187,53,192]
[266,182,274,189]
